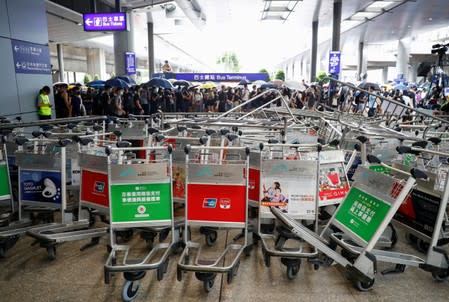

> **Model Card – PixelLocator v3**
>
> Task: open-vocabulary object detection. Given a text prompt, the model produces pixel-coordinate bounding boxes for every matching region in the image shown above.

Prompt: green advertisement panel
[110,183,172,223]
[369,165,391,175]
[335,187,391,243]
[0,164,10,197]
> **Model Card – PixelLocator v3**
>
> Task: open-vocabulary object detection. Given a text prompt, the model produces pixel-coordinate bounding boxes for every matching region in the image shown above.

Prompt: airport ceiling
[47,0,449,59]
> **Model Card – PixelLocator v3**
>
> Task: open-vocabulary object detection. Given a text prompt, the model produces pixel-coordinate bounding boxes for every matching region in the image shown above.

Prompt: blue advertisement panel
[152,73,269,82]
[11,40,51,75]
[328,51,341,75]
[125,52,136,75]
[83,13,127,31]
[20,170,62,204]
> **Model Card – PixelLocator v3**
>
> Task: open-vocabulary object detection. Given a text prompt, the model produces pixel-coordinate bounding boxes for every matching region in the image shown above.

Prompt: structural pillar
[147,12,155,78]
[409,62,418,83]
[357,42,366,81]
[56,43,65,82]
[310,20,318,82]
[396,38,410,81]
[87,48,107,80]
[331,0,342,51]
[90,0,96,12]
[113,1,135,76]
[382,66,388,84]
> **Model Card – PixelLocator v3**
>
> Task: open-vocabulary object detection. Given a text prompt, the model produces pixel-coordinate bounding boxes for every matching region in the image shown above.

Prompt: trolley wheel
[262,248,271,267]
[89,211,96,227]
[177,267,183,282]
[146,238,154,250]
[205,231,218,247]
[406,233,418,244]
[227,260,240,284]
[159,228,170,242]
[313,263,320,271]
[0,245,5,258]
[389,223,398,249]
[122,280,140,302]
[417,239,429,253]
[157,259,169,281]
[120,229,134,242]
[203,278,214,293]
[244,245,252,257]
[47,246,56,261]
[286,263,300,280]
[432,270,449,282]
[354,279,375,292]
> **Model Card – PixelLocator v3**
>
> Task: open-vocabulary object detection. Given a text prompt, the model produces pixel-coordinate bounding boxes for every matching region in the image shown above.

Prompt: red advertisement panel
[187,184,246,223]
[80,169,109,208]
[248,168,260,202]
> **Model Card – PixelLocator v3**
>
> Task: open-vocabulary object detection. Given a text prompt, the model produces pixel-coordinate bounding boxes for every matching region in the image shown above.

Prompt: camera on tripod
[432,43,449,56]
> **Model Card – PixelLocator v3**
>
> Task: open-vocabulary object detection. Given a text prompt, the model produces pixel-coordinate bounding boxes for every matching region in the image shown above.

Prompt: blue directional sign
[328,51,341,75]
[11,40,51,75]
[151,73,270,82]
[83,13,127,32]
[125,52,136,75]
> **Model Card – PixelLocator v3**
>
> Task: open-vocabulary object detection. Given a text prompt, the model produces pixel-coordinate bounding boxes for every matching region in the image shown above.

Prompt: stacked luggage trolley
[3,87,449,301]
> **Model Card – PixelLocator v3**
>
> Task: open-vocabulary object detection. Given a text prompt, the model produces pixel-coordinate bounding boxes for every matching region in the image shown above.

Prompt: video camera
[431,43,449,56]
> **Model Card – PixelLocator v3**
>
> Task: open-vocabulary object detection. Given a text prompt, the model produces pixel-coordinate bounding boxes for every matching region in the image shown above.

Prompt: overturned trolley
[177,145,250,292]
[270,164,427,291]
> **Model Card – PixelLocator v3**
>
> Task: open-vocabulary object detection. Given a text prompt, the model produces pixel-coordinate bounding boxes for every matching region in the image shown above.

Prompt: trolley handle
[148,127,159,134]
[366,153,428,180]
[184,144,250,156]
[106,144,173,154]
[397,145,449,158]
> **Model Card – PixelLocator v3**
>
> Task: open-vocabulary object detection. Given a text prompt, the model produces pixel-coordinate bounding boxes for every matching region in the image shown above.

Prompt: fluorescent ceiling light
[351,11,378,20]
[367,1,395,9]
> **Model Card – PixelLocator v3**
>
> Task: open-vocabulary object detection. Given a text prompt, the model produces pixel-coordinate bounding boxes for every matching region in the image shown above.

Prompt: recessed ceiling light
[428,17,433,21]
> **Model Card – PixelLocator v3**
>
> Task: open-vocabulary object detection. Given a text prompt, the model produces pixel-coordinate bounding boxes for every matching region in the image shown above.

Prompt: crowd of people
[44,78,448,120]
[49,83,318,118]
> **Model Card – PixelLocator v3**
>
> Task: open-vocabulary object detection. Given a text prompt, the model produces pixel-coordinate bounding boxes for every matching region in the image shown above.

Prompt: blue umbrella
[144,78,174,89]
[394,83,408,92]
[105,78,130,88]
[86,80,106,88]
[117,75,136,86]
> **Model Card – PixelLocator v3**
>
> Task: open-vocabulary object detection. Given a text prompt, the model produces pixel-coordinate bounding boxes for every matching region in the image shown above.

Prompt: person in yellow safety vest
[37,86,52,120]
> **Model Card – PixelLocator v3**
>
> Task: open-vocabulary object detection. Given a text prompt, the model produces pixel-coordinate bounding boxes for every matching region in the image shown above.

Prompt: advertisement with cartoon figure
[259,160,317,219]
[172,165,185,200]
[319,163,350,205]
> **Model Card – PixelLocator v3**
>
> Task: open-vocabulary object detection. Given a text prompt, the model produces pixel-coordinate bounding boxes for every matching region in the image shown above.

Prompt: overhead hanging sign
[83,12,127,32]
[125,52,136,75]
[152,73,270,82]
[11,40,51,75]
[328,51,341,75]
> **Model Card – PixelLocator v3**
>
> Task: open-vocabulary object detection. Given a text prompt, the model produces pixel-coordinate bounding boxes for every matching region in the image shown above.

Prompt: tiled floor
[0,226,448,302]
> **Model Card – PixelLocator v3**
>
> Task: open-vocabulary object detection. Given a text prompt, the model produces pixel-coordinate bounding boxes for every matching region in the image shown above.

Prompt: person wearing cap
[37,86,53,120]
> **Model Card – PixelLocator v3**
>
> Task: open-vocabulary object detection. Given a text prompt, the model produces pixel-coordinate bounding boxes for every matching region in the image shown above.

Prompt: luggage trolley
[0,132,20,257]
[177,145,250,292]
[270,163,427,291]
[104,145,178,302]
[21,137,107,260]
[254,143,321,279]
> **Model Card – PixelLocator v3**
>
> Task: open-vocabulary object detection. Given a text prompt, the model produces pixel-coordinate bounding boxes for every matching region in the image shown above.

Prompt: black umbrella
[260,83,278,90]
[358,82,380,91]
[238,79,251,86]
[173,80,191,87]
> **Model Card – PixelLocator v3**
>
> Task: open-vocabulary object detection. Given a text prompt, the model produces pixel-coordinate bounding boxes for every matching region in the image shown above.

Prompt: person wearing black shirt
[101,86,112,115]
